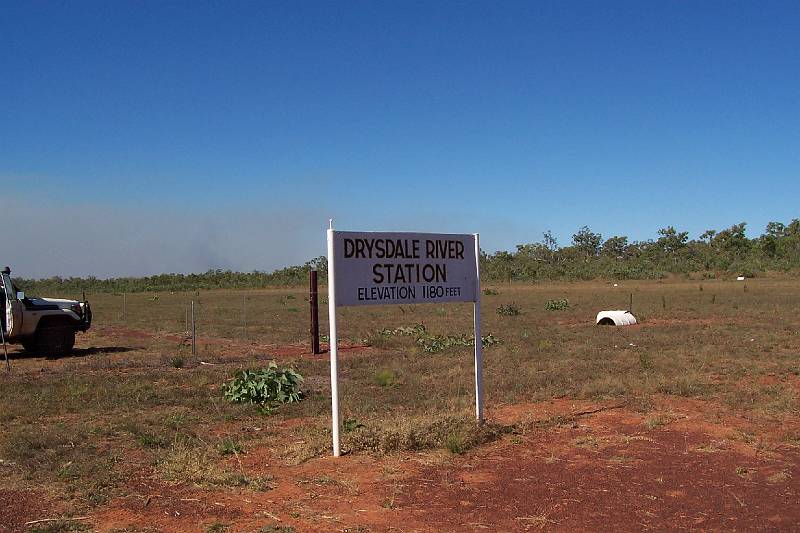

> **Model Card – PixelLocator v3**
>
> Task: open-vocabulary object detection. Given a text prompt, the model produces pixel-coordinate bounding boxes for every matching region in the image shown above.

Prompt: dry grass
[1,277,799,519]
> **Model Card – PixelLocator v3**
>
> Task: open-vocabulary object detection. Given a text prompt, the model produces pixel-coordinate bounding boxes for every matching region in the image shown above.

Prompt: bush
[366,324,499,353]
[374,370,398,387]
[378,324,426,337]
[416,333,499,353]
[218,439,243,456]
[496,304,520,316]
[223,363,304,412]
[445,432,467,454]
[545,298,569,311]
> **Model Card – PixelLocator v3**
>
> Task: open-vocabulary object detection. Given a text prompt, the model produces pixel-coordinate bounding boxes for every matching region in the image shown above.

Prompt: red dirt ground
[3,330,799,532]
[402,400,800,532]
[4,398,782,532]
[0,489,66,533]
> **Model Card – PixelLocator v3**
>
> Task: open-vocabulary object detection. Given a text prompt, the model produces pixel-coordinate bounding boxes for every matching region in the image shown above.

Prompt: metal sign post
[326,223,341,456]
[326,223,483,456]
[473,233,484,423]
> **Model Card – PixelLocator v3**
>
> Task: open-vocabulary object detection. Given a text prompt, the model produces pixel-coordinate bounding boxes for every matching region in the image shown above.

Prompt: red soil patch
[90,454,430,533]
[398,400,800,532]
[0,489,66,533]
[82,397,800,532]
[399,429,800,531]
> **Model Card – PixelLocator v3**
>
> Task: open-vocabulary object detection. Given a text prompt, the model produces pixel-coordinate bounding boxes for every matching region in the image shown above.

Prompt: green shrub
[343,418,366,432]
[218,439,243,456]
[545,298,569,311]
[137,432,167,449]
[417,333,499,353]
[223,363,304,412]
[445,433,466,454]
[367,324,498,354]
[496,304,520,316]
[378,324,426,337]
[374,370,398,387]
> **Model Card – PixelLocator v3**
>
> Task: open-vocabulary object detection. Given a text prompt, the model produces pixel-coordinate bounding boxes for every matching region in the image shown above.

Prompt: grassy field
[1,277,798,531]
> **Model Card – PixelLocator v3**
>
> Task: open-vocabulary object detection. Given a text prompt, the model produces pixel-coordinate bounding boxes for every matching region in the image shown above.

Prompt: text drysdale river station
[332,232,478,307]
[344,237,463,283]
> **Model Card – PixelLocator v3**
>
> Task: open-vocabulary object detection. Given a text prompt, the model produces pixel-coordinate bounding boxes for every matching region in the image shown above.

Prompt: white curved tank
[596,310,637,326]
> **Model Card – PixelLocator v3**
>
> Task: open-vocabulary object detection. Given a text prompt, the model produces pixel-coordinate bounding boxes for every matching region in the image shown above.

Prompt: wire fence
[83,288,324,353]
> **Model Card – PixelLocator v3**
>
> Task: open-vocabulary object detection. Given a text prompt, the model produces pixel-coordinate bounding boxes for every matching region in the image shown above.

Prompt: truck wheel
[37,326,76,358]
[21,340,37,353]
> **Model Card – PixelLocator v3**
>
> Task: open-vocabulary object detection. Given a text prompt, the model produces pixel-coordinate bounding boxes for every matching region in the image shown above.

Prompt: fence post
[191,300,196,355]
[310,270,320,354]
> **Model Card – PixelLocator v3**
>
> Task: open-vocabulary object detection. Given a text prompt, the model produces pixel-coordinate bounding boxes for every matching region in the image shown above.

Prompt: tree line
[17,257,329,295]
[481,219,800,282]
[17,219,799,294]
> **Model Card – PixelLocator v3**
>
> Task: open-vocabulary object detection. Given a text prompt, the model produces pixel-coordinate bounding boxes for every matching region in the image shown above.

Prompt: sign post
[473,233,484,423]
[326,224,341,456]
[326,224,482,456]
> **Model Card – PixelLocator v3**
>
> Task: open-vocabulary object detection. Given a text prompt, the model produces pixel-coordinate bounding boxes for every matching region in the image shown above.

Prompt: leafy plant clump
[218,439,243,456]
[374,369,398,387]
[367,323,499,354]
[483,288,499,296]
[378,324,427,337]
[224,362,304,412]
[496,304,521,316]
[417,333,499,353]
[545,298,570,311]
[343,418,366,432]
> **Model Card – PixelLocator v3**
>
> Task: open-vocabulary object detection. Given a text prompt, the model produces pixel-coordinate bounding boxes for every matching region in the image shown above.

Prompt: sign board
[326,226,484,457]
[330,231,478,307]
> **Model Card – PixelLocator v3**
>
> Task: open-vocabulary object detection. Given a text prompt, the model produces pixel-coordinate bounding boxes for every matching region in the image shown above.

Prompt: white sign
[326,226,484,458]
[331,231,478,307]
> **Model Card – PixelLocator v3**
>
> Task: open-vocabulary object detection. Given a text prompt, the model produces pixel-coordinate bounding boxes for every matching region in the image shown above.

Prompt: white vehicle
[1,267,92,357]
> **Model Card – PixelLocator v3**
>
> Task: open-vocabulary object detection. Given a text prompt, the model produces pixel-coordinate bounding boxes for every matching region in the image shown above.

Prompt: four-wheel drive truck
[1,267,92,357]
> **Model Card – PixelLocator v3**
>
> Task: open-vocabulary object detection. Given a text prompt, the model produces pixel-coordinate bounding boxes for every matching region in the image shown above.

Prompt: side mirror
[16,292,25,300]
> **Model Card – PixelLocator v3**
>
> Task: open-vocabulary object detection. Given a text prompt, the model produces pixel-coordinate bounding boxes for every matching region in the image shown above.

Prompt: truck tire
[36,326,76,358]
[21,340,37,353]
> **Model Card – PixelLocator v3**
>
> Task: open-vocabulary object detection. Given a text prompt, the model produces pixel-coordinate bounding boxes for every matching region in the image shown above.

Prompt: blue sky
[2,1,798,277]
